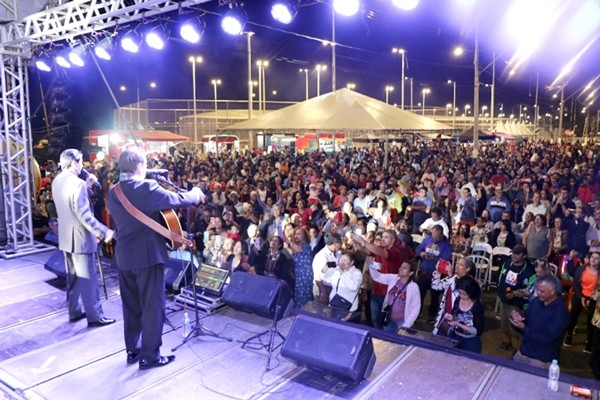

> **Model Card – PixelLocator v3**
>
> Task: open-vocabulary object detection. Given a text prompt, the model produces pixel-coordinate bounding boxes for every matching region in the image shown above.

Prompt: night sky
[28,0,600,139]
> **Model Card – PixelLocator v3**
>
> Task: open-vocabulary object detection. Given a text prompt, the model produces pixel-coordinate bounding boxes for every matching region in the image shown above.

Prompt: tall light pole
[188,55,203,144]
[299,68,309,100]
[316,64,327,97]
[211,79,221,156]
[246,31,254,119]
[422,88,430,115]
[392,48,405,109]
[406,77,414,111]
[261,61,268,112]
[385,85,394,104]
[256,60,269,113]
[464,104,471,116]
[448,79,456,131]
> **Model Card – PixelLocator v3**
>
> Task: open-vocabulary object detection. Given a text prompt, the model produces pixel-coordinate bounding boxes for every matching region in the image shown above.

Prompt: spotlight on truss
[146,26,168,50]
[121,31,142,53]
[222,7,246,35]
[94,37,114,61]
[180,17,205,44]
[271,0,299,24]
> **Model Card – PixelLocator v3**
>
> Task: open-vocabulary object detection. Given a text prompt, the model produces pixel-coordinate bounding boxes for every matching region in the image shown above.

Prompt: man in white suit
[52,149,115,327]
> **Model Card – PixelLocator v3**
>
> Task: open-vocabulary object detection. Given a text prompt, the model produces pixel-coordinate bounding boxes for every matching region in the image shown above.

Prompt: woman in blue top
[282,227,314,307]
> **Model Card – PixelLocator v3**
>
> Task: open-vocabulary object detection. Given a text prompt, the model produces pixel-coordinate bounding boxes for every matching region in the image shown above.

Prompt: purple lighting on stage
[271,1,298,24]
[221,8,246,35]
[146,27,167,50]
[121,32,141,53]
[180,18,204,43]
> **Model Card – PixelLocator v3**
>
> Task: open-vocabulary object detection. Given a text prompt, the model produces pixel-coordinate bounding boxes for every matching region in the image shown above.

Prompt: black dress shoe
[69,313,86,323]
[126,350,142,365]
[139,355,175,370]
[88,317,116,327]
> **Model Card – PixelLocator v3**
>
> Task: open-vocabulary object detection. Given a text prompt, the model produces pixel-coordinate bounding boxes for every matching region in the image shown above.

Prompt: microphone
[146,169,170,179]
[79,169,101,189]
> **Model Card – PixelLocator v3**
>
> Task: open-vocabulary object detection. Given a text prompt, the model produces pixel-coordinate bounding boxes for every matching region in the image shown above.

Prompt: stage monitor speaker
[281,314,376,383]
[164,251,197,293]
[44,249,67,279]
[222,272,292,321]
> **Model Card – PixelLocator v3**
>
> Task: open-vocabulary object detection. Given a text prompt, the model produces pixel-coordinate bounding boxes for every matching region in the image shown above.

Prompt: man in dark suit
[52,149,115,326]
[107,147,204,370]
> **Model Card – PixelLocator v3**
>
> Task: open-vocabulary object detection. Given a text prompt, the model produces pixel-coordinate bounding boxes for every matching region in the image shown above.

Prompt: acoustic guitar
[159,209,192,250]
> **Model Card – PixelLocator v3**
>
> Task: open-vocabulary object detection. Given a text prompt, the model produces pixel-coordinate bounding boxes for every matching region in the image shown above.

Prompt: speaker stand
[241,301,286,371]
[171,214,232,352]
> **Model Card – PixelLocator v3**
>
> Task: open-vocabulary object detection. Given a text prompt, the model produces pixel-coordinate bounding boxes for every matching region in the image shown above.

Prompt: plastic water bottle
[182,312,190,338]
[547,359,559,391]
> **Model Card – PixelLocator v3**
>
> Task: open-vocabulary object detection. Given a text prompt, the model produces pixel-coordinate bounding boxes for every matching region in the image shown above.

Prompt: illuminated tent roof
[87,130,188,142]
[223,88,451,131]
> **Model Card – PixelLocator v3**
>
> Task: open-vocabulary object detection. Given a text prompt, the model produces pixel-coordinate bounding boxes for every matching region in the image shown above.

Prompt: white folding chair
[489,246,512,289]
[411,234,424,245]
[549,263,558,277]
[452,252,463,270]
[466,254,492,288]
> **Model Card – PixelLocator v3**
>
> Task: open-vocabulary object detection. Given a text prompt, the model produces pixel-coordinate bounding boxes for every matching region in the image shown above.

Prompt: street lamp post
[211,78,221,156]
[246,32,254,119]
[316,64,327,97]
[385,85,394,104]
[299,68,309,100]
[256,60,269,113]
[448,79,456,132]
[188,55,203,144]
[422,88,430,115]
[464,104,471,116]
[392,48,405,109]
[406,77,414,111]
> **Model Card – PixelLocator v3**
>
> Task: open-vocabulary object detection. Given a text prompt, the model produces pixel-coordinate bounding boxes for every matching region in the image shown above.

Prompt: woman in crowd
[224,240,251,276]
[282,227,314,308]
[451,223,471,256]
[564,251,599,352]
[442,275,485,353]
[523,214,552,261]
[321,251,363,313]
[256,236,296,299]
[432,257,475,334]
[550,216,568,258]
[369,260,421,333]
[488,219,517,249]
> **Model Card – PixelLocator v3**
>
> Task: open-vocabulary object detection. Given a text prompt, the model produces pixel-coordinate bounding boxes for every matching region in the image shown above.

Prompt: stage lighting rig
[180,17,205,44]
[121,30,142,53]
[35,53,52,72]
[271,0,299,24]
[145,25,168,50]
[221,3,246,35]
[68,43,86,67]
[94,36,114,60]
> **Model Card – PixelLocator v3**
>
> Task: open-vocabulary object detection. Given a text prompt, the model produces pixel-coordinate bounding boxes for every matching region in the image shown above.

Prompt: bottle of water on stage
[182,312,190,338]
[547,359,559,391]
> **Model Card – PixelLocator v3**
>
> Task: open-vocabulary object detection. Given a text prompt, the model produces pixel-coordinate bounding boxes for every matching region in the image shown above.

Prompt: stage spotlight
[180,18,205,44]
[333,0,360,16]
[271,1,298,24]
[221,7,246,35]
[121,31,141,53]
[145,26,168,50]
[94,37,114,60]
[55,54,71,68]
[35,54,52,72]
[68,44,86,67]
[392,0,419,11]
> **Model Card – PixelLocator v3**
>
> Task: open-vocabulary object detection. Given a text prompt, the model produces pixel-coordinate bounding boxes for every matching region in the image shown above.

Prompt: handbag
[382,304,392,326]
[329,278,358,311]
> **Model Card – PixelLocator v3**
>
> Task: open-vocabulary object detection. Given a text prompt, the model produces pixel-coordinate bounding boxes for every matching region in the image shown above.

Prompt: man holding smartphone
[312,233,342,303]
[351,229,410,329]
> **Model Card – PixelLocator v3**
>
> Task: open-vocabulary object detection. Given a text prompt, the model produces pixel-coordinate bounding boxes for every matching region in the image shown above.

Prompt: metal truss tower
[0,0,212,258]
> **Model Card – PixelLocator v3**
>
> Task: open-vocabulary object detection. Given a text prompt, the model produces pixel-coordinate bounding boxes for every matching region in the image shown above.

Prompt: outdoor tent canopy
[86,130,189,142]
[223,88,451,131]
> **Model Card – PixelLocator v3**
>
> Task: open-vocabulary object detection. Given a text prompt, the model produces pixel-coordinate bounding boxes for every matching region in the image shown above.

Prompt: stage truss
[0,0,212,258]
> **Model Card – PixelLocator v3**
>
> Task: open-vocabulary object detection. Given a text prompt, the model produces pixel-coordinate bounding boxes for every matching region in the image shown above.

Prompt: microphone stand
[167,176,231,351]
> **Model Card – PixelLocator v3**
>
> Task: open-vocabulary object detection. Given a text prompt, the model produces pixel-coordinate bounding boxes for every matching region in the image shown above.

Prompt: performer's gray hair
[59,149,82,170]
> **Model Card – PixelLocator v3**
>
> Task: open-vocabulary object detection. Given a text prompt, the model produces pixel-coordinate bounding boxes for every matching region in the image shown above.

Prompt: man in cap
[495,244,536,352]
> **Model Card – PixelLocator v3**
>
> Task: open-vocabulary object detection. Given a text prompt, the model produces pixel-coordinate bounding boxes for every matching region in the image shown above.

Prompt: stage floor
[0,250,598,400]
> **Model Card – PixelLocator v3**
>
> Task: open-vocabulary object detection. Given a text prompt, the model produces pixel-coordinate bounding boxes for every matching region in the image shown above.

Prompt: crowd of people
[38,138,600,378]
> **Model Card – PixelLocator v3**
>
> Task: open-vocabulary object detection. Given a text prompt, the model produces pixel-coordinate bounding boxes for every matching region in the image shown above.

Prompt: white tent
[223,88,451,131]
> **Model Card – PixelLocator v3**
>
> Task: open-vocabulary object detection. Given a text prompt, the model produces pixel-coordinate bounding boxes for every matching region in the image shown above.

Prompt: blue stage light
[271,1,298,24]
[222,8,246,35]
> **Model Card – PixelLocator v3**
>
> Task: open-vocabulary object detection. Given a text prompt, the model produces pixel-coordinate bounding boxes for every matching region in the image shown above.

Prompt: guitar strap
[113,183,192,247]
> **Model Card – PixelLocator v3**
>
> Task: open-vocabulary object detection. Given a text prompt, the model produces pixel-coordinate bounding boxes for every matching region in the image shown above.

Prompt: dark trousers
[370,294,385,329]
[566,296,596,346]
[119,264,165,362]
[417,273,441,319]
